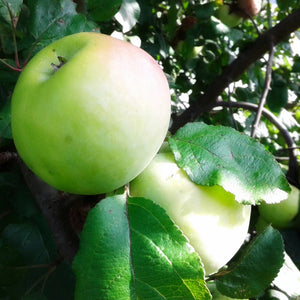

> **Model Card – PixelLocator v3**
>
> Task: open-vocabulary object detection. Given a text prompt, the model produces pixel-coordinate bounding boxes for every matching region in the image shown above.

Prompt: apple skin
[237,0,261,17]
[258,185,299,229]
[217,5,242,27]
[129,152,251,275]
[11,32,171,195]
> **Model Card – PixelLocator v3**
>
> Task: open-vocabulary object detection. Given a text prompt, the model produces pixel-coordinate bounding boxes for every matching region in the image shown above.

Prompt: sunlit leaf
[73,195,211,299]
[169,122,290,204]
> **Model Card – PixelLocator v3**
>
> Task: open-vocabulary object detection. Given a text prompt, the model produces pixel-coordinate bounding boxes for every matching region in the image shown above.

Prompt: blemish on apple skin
[48,169,55,176]
[51,56,68,72]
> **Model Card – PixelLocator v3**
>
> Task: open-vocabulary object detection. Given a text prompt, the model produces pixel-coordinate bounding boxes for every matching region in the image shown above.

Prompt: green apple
[258,185,299,229]
[217,5,242,27]
[129,152,251,275]
[11,32,171,195]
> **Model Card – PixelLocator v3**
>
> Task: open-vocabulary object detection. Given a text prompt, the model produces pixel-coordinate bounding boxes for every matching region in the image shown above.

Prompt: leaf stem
[5,1,20,69]
[0,58,22,72]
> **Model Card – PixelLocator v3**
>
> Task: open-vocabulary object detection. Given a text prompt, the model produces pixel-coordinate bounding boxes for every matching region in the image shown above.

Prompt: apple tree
[1,0,300,299]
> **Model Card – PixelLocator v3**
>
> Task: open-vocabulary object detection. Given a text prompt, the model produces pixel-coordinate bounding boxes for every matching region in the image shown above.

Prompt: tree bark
[170,8,300,133]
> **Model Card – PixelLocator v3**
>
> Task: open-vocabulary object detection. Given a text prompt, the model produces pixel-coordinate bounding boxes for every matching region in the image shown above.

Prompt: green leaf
[128,197,210,299]
[194,3,215,20]
[0,100,12,139]
[215,226,284,298]
[73,194,211,300]
[0,240,25,288]
[27,0,97,49]
[267,76,288,113]
[0,0,23,24]
[43,261,75,300]
[115,0,140,33]
[277,0,299,10]
[169,122,290,204]
[1,222,50,265]
[292,61,300,73]
[72,195,132,299]
[87,0,122,22]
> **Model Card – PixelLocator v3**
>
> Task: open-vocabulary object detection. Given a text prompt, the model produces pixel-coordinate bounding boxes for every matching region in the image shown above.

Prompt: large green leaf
[215,226,284,298]
[87,0,122,22]
[169,122,290,204]
[0,0,23,24]
[26,0,97,50]
[73,194,210,300]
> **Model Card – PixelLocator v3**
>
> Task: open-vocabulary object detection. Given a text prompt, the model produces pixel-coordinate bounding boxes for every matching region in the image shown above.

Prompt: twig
[24,264,57,297]
[19,162,80,263]
[0,58,22,72]
[251,43,274,137]
[227,86,238,130]
[5,1,21,69]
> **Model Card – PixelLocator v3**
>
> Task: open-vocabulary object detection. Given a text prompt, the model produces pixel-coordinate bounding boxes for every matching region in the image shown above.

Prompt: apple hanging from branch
[11,32,171,195]
[130,151,252,275]
[258,185,299,229]
[216,0,261,27]
[237,0,262,18]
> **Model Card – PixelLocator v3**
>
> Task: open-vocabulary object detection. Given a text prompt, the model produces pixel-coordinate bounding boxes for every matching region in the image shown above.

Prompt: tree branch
[19,162,80,264]
[251,43,274,137]
[170,8,300,133]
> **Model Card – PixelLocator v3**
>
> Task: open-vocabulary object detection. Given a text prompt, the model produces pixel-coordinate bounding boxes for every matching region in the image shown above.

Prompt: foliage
[1,0,300,299]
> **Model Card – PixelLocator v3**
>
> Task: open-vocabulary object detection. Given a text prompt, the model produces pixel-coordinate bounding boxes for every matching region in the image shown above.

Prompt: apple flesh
[11,32,171,195]
[129,152,251,275]
[258,185,299,229]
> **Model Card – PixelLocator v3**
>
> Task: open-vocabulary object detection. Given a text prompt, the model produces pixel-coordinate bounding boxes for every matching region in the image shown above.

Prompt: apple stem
[51,56,68,72]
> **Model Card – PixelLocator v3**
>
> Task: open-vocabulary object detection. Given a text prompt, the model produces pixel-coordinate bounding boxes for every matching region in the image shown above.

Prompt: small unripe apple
[217,4,243,27]
[258,185,299,229]
[130,152,251,275]
[237,0,261,17]
[11,32,171,195]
